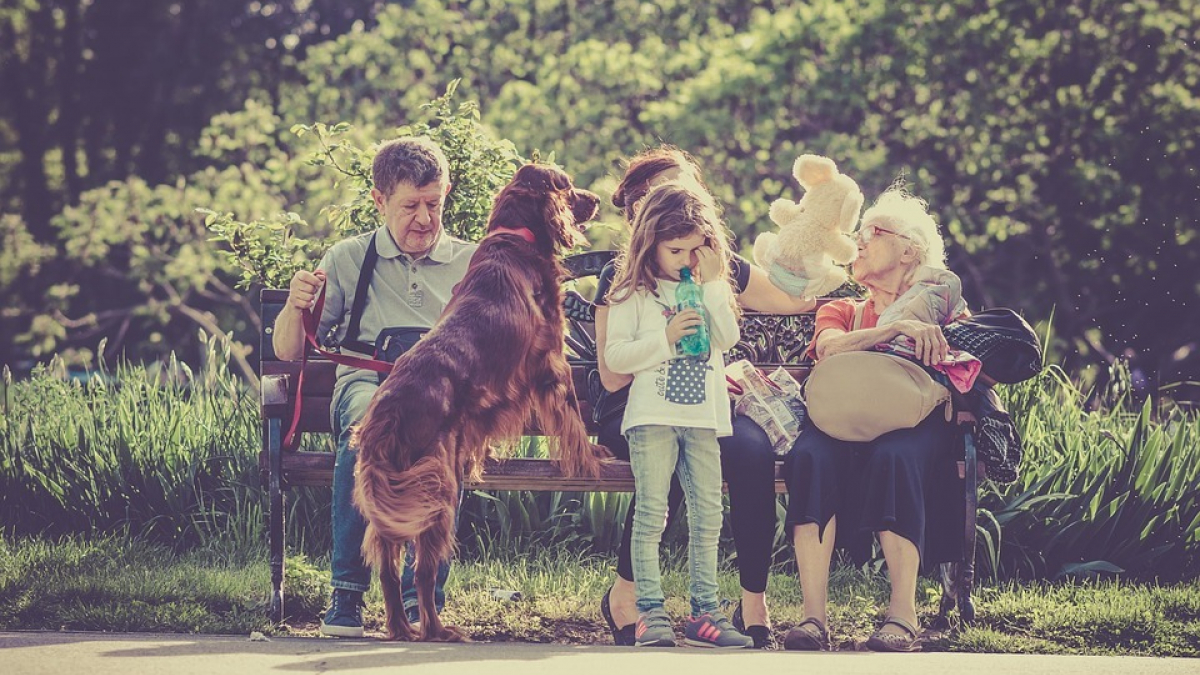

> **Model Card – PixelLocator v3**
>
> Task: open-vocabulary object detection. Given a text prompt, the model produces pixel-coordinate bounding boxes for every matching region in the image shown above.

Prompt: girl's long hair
[608,181,735,306]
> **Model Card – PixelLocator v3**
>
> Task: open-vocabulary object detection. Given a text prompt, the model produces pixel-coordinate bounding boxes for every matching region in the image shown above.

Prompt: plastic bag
[727,360,806,455]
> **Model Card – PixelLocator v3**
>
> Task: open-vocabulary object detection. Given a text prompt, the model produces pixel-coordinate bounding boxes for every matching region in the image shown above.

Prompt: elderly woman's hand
[890,319,950,366]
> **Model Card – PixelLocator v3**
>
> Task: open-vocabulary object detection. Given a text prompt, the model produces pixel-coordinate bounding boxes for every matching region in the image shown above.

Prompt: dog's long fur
[351,164,610,642]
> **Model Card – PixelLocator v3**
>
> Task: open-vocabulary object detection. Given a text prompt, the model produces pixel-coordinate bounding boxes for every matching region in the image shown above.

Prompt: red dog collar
[487,226,536,243]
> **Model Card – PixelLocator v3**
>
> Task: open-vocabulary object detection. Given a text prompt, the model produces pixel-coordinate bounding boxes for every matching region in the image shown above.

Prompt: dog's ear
[539,188,581,251]
[571,189,600,225]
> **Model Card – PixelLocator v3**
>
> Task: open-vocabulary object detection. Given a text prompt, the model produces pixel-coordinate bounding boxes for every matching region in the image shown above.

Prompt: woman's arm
[595,306,634,392]
[704,282,741,352]
[816,319,949,365]
[814,325,897,360]
[737,264,818,314]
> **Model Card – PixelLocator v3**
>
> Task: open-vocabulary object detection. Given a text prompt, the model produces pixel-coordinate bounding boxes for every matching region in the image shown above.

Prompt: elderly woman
[782,187,965,653]
[595,146,816,648]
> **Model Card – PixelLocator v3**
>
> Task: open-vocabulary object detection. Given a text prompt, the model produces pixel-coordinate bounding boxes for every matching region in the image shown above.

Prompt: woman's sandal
[782,616,830,651]
[600,586,637,646]
[732,601,776,650]
[864,616,922,652]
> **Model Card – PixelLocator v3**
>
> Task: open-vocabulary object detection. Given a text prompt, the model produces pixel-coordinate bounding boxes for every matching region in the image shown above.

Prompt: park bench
[259,250,984,629]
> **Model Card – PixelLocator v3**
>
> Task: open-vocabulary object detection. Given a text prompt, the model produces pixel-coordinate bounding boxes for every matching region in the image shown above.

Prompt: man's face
[372,180,450,256]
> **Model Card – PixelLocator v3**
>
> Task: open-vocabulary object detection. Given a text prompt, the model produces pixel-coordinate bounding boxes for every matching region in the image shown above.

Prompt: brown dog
[351,164,610,642]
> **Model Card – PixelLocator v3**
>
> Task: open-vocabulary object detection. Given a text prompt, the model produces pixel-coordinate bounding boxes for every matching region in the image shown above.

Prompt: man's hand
[287,269,326,311]
[666,309,704,344]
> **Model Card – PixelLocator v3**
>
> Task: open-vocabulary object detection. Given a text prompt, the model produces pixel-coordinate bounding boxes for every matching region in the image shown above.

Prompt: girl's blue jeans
[626,424,724,616]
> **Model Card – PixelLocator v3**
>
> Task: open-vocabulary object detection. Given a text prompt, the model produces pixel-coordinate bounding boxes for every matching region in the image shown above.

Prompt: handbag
[804,302,951,442]
[592,386,629,428]
[942,308,1042,384]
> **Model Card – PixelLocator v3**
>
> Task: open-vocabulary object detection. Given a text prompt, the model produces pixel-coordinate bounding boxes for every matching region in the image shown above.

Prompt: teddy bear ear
[794,154,836,188]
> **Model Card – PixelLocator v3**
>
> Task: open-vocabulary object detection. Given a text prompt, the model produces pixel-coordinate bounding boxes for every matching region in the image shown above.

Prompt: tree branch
[169,302,259,387]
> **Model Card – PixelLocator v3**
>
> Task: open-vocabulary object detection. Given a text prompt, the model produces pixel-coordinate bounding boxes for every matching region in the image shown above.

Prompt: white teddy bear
[753,154,864,299]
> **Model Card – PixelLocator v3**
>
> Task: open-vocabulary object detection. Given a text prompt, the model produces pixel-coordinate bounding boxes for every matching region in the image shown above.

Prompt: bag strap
[341,231,381,355]
[852,300,866,332]
[283,281,392,449]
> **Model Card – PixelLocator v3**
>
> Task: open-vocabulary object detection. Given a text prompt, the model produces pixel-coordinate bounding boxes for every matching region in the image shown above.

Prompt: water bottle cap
[679,267,693,281]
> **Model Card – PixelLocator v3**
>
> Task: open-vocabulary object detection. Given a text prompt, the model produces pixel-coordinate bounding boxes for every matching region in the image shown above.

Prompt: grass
[4,339,1199,582]
[1,536,1196,657]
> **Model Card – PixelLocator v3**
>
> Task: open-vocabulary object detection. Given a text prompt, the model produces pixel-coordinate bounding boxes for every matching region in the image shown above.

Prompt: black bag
[943,308,1042,384]
[372,327,428,383]
[593,386,629,428]
[374,327,428,363]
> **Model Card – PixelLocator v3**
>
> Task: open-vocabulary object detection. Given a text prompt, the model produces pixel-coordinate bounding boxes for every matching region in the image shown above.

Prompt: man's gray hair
[372,137,450,196]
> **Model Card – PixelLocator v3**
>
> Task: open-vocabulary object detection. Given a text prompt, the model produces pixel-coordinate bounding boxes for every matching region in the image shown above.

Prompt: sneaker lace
[331,590,362,615]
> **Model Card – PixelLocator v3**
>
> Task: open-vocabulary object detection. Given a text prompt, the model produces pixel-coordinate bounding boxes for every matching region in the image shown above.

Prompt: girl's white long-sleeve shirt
[605,280,740,437]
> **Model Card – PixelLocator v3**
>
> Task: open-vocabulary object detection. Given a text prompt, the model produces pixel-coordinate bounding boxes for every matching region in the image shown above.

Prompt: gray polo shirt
[317,225,478,394]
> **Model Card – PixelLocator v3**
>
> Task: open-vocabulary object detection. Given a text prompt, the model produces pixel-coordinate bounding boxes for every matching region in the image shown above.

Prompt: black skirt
[783,414,965,571]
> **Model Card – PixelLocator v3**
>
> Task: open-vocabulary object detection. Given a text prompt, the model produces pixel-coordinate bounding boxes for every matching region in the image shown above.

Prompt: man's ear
[371,187,386,211]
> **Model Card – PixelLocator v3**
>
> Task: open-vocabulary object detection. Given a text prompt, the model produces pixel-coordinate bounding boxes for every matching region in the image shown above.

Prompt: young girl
[604,181,751,649]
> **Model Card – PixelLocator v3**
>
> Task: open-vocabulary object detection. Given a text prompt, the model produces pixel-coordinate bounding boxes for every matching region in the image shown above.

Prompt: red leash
[283,283,392,449]
[285,226,533,447]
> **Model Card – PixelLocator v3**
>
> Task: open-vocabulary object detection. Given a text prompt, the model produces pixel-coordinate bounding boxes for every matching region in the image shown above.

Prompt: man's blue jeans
[626,424,724,617]
[331,378,450,620]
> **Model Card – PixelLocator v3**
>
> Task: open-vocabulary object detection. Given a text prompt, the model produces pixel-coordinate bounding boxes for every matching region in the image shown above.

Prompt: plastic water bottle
[676,267,711,360]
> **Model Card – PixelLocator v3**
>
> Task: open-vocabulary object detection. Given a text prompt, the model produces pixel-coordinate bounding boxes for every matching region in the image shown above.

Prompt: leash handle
[283,283,393,449]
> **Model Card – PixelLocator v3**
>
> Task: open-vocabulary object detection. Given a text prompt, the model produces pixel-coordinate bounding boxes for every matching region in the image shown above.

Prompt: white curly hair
[860,186,947,270]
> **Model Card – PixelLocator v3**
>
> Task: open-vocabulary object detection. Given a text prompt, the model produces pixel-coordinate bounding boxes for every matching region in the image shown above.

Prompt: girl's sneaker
[635,608,676,647]
[684,611,754,649]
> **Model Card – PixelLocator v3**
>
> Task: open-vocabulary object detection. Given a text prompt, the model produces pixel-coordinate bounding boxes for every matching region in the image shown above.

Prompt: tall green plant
[977,366,1200,581]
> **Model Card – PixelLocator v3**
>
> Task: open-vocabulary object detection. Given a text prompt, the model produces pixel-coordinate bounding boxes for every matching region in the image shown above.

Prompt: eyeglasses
[855,223,908,245]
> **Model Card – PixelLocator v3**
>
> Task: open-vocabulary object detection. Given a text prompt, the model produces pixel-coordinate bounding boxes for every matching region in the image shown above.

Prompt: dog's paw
[589,442,614,460]
[383,628,417,642]
[423,625,470,642]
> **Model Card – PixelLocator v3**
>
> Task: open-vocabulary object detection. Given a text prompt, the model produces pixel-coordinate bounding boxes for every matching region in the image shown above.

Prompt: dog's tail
[353,454,457,549]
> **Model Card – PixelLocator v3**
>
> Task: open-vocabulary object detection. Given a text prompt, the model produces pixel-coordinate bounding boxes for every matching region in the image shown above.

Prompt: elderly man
[273,137,476,637]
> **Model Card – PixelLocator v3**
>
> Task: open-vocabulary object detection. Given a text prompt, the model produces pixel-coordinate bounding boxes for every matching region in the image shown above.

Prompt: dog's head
[487,164,600,252]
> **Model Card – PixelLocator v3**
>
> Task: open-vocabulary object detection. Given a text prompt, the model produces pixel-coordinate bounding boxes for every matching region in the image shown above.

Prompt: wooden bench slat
[275,454,790,493]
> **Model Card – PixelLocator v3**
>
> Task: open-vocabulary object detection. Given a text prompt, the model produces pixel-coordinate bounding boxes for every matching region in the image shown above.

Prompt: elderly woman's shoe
[783,617,829,651]
[600,586,637,646]
[865,616,922,652]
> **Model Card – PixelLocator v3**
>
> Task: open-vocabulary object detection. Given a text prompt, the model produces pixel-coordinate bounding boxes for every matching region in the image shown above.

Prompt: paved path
[2,631,1197,675]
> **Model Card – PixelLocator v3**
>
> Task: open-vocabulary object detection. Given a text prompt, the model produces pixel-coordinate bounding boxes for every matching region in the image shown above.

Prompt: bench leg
[936,430,980,627]
[958,431,979,623]
[267,417,286,624]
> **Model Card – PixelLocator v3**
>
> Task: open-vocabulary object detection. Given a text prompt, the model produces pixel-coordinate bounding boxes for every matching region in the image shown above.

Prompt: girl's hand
[891,319,949,366]
[666,309,704,344]
[695,246,721,283]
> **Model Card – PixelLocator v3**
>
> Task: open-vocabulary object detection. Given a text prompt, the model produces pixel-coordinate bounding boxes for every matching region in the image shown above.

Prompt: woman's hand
[695,246,722,283]
[891,319,949,366]
[666,309,704,344]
